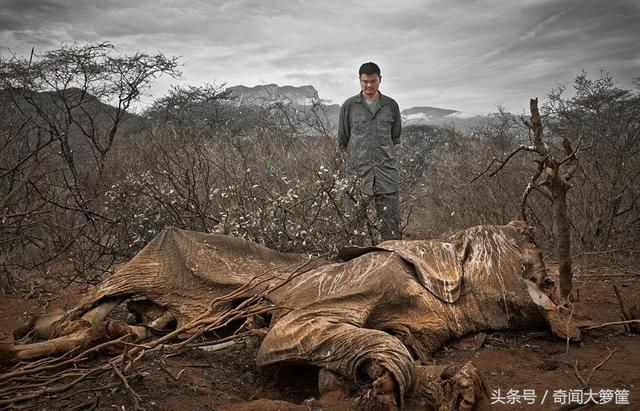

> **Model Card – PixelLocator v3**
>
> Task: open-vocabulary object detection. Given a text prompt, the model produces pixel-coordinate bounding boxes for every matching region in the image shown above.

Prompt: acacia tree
[546,72,640,249]
[144,83,233,130]
[0,43,180,176]
[474,98,588,298]
[0,43,180,286]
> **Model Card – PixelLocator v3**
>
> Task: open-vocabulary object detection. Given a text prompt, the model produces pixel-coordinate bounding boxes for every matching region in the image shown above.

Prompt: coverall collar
[356,91,387,117]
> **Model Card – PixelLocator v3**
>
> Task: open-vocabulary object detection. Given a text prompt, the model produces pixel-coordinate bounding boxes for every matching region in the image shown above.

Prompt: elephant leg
[2,318,155,365]
[80,299,123,326]
[105,320,150,342]
[127,300,175,331]
[22,298,123,341]
[257,312,415,408]
[2,298,151,365]
[149,311,175,330]
[127,300,166,324]
[1,323,110,364]
[46,298,124,339]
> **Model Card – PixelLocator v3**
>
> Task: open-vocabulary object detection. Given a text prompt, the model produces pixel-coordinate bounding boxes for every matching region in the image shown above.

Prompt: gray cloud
[1,0,638,113]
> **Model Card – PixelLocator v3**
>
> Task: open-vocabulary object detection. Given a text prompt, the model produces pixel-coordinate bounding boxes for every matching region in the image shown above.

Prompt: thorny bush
[1,65,639,290]
[105,123,427,255]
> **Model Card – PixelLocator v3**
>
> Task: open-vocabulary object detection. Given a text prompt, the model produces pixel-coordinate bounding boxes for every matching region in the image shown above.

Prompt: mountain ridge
[226,83,320,106]
[224,83,470,126]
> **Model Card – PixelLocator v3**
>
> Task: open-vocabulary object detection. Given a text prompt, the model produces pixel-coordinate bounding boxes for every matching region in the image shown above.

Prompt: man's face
[359,73,381,99]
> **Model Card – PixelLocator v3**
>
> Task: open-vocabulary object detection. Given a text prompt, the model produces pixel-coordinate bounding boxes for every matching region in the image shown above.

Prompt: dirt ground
[1,264,638,410]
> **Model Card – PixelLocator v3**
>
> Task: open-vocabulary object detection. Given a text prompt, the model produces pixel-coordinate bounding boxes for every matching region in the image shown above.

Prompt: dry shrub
[2,65,638,290]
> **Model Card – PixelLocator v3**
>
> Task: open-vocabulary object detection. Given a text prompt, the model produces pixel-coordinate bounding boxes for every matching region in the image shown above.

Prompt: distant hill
[3,84,484,170]
[402,106,458,125]
[0,87,145,174]
[403,106,459,117]
[226,84,320,106]
[224,84,483,128]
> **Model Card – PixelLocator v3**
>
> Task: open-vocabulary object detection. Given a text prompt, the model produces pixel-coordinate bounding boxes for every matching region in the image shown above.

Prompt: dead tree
[474,98,588,298]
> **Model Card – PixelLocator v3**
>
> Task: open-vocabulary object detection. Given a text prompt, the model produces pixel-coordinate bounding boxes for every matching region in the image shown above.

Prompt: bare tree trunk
[529,98,574,298]
[552,179,572,298]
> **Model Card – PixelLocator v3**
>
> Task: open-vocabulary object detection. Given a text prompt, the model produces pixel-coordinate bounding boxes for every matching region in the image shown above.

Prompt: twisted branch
[0,257,320,407]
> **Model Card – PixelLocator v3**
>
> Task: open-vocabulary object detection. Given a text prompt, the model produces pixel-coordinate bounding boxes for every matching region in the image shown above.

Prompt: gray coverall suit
[338,92,402,240]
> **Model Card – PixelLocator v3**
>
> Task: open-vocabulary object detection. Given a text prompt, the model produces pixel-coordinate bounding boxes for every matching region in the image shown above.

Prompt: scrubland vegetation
[1,43,638,290]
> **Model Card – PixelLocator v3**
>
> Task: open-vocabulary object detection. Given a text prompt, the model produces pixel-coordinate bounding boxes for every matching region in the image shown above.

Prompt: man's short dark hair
[359,62,381,77]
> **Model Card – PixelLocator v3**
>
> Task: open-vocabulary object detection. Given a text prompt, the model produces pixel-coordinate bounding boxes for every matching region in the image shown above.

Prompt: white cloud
[1,0,638,113]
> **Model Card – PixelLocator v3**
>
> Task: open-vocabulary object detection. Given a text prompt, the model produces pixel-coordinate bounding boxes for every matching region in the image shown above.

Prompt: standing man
[338,62,402,241]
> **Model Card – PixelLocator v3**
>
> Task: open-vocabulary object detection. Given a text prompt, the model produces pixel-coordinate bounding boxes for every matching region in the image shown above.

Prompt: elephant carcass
[4,230,316,362]
[257,221,578,405]
[3,222,577,409]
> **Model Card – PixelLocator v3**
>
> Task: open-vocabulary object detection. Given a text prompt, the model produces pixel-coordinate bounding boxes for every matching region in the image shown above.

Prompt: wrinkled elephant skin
[4,222,578,410]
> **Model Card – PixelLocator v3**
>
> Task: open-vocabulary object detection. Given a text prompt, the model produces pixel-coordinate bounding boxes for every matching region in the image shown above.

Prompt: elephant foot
[319,368,351,395]
[413,361,487,411]
[354,360,399,411]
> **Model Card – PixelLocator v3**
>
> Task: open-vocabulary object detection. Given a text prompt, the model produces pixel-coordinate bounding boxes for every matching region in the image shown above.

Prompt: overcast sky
[1,0,638,114]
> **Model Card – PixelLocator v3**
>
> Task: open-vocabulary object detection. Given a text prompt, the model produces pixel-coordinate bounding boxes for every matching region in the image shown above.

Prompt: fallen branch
[563,355,588,387]
[153,359,179,381]
[111,363,142,410]
[0,257,320,408]
[560,341,617,411]
[573,246,640,258]
[586,347,617,383]
[0,367,101,407]
[612,282,639,333]
[0,336,128,384]
[554,348,618,411]
[583,320,640,330]
[67,396,98,411]
[198,340,237,352]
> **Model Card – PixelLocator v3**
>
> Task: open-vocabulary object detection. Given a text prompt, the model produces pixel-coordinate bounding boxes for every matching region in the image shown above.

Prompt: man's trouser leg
[374,191,401,240]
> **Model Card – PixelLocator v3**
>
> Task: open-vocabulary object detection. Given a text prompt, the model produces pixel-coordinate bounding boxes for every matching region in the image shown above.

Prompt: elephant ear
[377,240,463,303]
[339,241,463,303]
